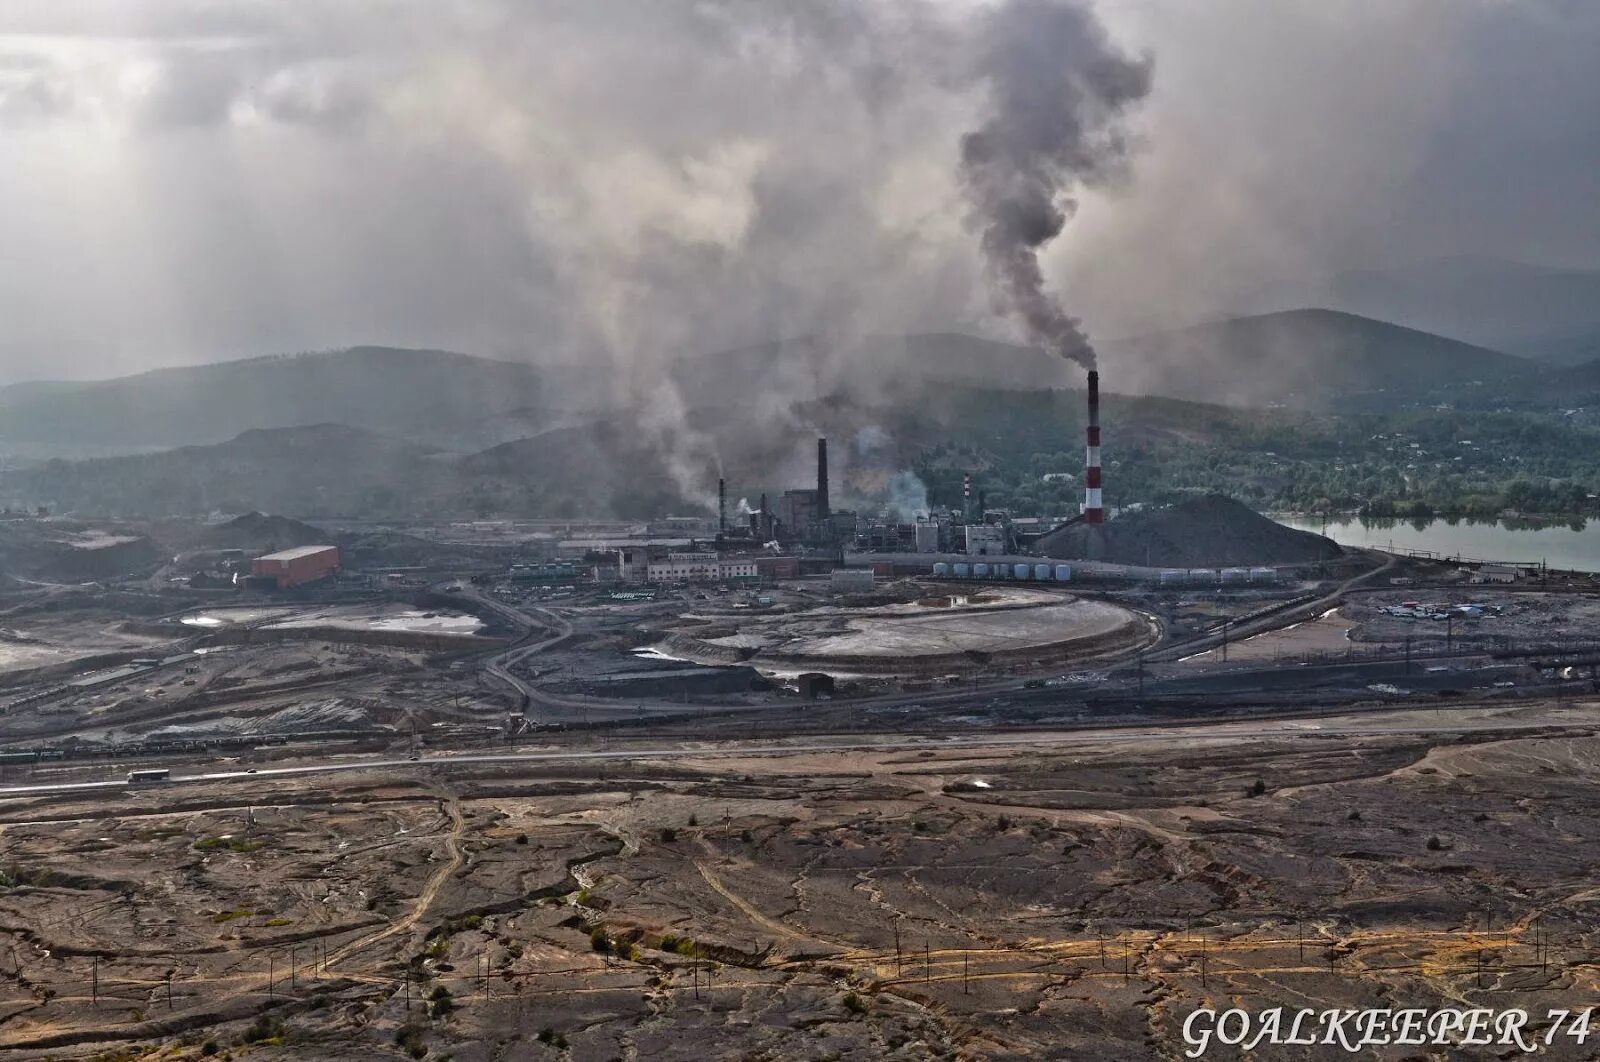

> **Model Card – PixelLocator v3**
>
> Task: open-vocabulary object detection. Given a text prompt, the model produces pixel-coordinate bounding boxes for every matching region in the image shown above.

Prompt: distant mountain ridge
[0,311,1537,462]
[1322,256,1600,363]
[1099,308,1524,410]
[0,346,556,450]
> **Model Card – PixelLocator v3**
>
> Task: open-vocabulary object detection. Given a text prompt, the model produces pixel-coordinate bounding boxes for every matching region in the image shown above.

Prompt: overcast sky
[0,0,1597,385]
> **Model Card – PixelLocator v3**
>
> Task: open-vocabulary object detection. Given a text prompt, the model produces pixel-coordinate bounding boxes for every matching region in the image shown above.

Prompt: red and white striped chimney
[1084,370,1104,524]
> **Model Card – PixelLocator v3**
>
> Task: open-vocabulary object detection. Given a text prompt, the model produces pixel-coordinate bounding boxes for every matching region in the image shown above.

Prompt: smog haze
[1,0,1598,388]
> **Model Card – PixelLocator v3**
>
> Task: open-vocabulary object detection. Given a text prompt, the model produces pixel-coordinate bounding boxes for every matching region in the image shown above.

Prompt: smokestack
[1085,370,1104,525]
[816,438,830,521]
[962,473,972,520]
[718,478,727,533]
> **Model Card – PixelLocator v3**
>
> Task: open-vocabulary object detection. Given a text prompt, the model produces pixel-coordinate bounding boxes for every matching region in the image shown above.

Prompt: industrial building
[646,551,759,583]
[509,561,577,583]
[718,437,841,549]
[964,523,1008,556]
[829,569,875,593]
[250,545,340,589]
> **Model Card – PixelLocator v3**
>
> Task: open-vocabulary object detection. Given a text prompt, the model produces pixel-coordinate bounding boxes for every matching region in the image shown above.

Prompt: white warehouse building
[646,552,758,583]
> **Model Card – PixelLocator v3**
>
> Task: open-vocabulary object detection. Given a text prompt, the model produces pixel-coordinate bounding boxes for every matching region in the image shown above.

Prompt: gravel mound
[1037,494,1343,567]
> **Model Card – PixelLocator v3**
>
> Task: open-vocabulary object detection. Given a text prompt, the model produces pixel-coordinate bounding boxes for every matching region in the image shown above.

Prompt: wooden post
[165,970,173,1011]
[925,942,931,985]
[1123,940,1129,985]
[963,951,969,995]
[1200,935,1207,989]
[895,922,902,976]
[289,946,296,989]
[91,956,98,1004]
[267,953,274,999]
[1297,921,1304,961]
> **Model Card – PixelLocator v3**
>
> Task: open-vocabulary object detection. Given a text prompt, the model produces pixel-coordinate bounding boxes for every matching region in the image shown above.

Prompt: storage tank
[1014,563,1031,580]
[1191,569,1218,584]
[1250,567,1276,583]
[953,563,970,578]
[932,562,950,577]
[1034,563,1052,580]
[1159,569,1184,585]
[1221,567,1249,584]
[973,562,990,577]
[1054,564,1072,581]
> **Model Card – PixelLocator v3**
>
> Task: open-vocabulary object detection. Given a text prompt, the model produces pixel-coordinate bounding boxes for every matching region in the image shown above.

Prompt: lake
[1272,514,1600,572]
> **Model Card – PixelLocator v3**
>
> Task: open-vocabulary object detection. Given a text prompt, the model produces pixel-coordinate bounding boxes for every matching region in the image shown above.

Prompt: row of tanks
[932,561,1073,582]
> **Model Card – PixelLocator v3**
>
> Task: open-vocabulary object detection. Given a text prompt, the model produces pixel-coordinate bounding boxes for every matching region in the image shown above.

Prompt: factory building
[645,551,760,584]
[830,569,875,593]
[777,489,822,544]
[250,545,340,589]
[509,561,576,583]
[715,437,838,549]
[964,524,1008,556]
[769,438,836,546]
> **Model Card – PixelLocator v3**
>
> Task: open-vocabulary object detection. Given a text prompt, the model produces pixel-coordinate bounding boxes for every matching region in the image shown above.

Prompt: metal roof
[256,545,338,562]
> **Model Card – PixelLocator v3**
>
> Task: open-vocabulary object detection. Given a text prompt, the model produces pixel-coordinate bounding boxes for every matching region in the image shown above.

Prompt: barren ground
[4,703,1600,1059]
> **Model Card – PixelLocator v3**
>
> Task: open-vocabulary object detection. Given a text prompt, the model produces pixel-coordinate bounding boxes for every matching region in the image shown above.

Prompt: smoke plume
[959,0,1153,370]
[885,470,930,522]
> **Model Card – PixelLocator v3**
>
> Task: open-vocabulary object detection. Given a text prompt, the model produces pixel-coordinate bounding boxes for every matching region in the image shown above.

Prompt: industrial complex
[3,373,1600,1060]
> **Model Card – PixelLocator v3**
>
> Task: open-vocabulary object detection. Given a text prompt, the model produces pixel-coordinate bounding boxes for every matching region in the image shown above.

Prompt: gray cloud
[0,0,1596,393]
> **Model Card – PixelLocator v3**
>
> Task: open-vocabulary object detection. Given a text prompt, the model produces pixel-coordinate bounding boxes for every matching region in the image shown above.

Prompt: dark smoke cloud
[959,0,1152,370]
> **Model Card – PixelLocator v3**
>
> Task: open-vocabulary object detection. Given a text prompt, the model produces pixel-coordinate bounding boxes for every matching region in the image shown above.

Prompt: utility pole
[91,956,98,1004]
[267,953,274,999]
[166,970,173,1011]
[1123,940,1129,985]
[925,942,931,985]
[894,922,902,975]
[289,946,296,989]
[1200,936,1207,989]
[963,951,970,995]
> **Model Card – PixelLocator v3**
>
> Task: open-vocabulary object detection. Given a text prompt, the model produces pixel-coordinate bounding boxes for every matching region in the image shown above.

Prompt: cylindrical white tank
[1034,563,1052,580]
[932,562,950,577]
[954,563,970,577]
[1055,564,1072,581]
[973,562,990,577]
